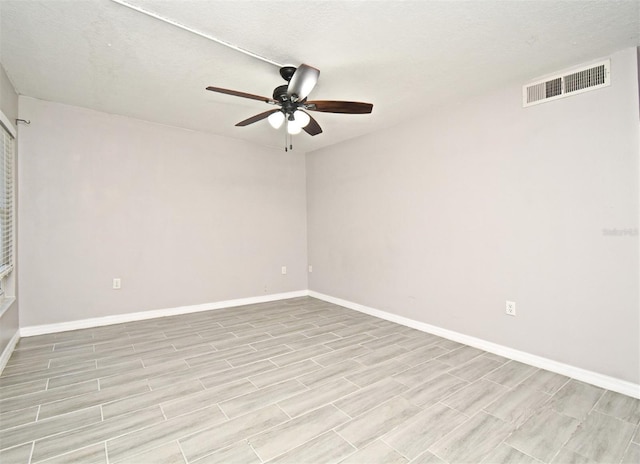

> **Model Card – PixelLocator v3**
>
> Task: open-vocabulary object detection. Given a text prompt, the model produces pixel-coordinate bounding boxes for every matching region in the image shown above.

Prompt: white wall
[0,63,19,358]
[18,97,307,326]
[0,64,18,124]
[307,48,640,384]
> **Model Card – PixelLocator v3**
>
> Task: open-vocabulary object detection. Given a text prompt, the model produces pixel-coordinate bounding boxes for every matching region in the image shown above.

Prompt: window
[0,115,14,285]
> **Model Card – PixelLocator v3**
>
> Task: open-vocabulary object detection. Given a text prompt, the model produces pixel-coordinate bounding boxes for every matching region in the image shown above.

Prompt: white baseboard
[309,291,640,399]
[0,330,20,375]
[20,290,309,337]
[15,288,640,399]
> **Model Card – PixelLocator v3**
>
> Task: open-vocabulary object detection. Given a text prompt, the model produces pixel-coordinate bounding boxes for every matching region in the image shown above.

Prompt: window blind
[0,124,14,279]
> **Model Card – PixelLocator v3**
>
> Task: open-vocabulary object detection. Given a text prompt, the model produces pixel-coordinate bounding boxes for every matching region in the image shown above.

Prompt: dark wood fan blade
[303,112,323,136]
[305,100,373,114]
[206,86,275,104]
[235,109,280,127]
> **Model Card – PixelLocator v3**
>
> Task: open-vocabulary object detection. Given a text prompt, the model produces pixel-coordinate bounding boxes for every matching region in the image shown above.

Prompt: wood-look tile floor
[0,297,638,463]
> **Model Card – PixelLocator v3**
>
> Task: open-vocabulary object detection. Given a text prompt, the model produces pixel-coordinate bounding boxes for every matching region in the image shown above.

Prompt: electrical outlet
[506,300,516,316]
[113,278,121,290]
[281,266,287,275]
[308,265,313,273]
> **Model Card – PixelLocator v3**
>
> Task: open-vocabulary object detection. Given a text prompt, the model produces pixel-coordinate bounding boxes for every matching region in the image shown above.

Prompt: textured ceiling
[1,0,638,153]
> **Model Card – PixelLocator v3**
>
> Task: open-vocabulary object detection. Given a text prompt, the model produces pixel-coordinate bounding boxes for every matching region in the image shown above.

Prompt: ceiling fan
[206,64,373,139]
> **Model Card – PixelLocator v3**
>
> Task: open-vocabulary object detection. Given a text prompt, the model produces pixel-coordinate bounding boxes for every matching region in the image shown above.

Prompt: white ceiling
[1,0,638,153]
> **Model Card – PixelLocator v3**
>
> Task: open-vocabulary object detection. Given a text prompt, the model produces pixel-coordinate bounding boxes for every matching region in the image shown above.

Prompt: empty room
[0,1,639,463]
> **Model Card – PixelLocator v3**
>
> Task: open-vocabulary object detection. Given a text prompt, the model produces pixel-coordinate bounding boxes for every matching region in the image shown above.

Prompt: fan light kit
[207,64,373,151]
[267,111,284,129]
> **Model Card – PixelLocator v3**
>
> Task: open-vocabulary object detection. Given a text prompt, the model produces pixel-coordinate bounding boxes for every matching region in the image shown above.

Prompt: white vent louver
[523,60,610,107]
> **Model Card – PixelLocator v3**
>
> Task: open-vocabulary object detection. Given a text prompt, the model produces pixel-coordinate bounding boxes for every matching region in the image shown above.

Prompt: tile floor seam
[569,445,598,463]
[37,442,104,464]
[25,442,35,464]
[413,380,467,411]
[597,411,639,429]
[447,370,475,383]
[515,367,541,389]
[478,371,513,387]
[427,408,508,458]
[10,403,95,431]
[378,436,410,461]
[428,447,448,463]
[3,423,78,455]
[104,439,112,464]
[332,428,358,452]
[274,403,292,419]
[545,376,575,397]
[592,407,640,427]
[176,439,189,464]
[590,389,608,412]
[488,429,542,464]
[564,384,611,460]
[617,436,635,464]
[343,377,362,389]
[248,440,265,464]
[516,448,547,464]
[100,441,108,464]
[470,360,507,380]
[529,409,579,464]
[160,405,168,420]
[260,430,338,463]
[218,402,231,421]
[436,400,471,419]
[33,411,160,462]
[482,387,552,418]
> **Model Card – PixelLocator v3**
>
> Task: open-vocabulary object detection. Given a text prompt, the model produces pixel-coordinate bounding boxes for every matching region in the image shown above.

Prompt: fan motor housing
[273,85,289,102]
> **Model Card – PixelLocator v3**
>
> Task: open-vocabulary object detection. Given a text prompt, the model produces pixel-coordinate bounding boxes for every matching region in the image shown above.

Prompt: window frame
[0,109,16,312]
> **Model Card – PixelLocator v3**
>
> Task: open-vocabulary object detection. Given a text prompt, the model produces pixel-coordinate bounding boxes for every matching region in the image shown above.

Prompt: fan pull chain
[284,132,294,152]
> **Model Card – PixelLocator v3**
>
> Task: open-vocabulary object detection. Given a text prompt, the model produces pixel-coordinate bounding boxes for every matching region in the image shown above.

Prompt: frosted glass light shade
[268,111,285,129]
[293,110,310,127]
[287,120,302,134]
